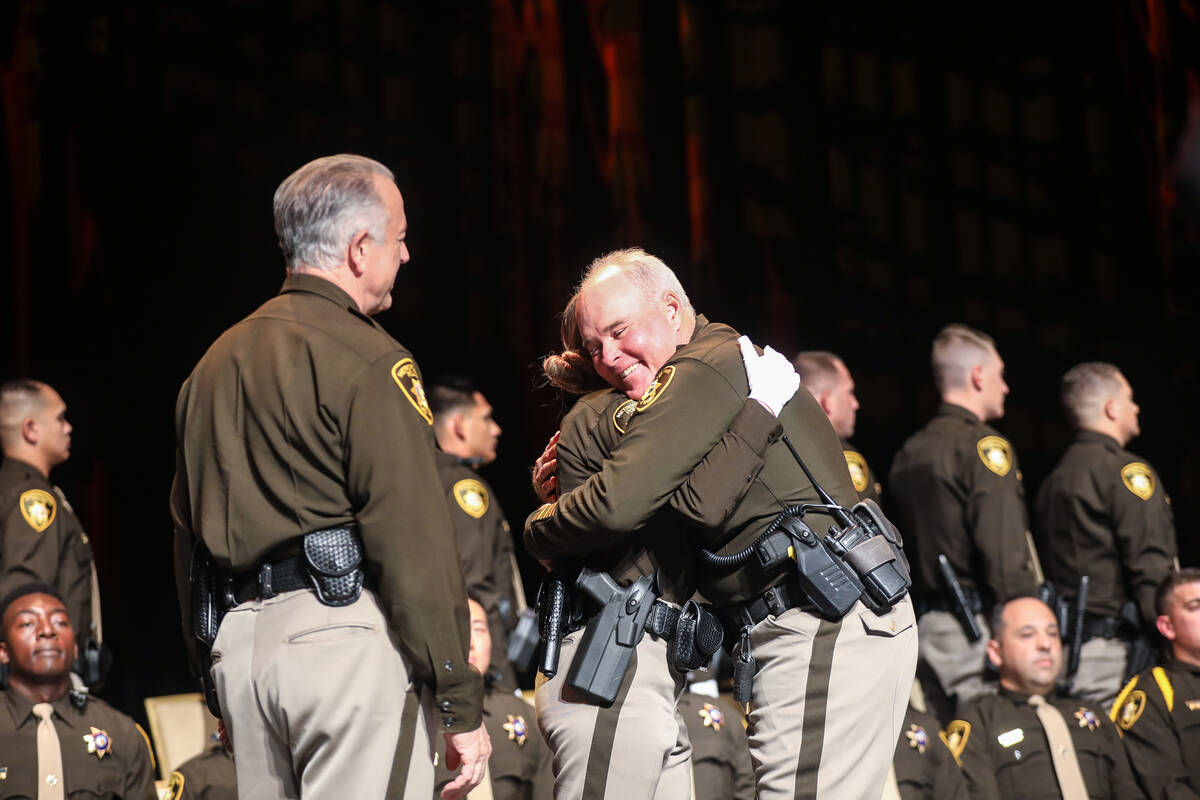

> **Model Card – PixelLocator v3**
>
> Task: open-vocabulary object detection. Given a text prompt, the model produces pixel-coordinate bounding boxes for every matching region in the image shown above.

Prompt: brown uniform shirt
[1112,659,1200,797]
[526,317,855,605]
[888,403,1035,605]
[677,692,754,800]
[0,688,156,799]
[953,687,1141,800]
[842,440,883,506]
[170,273,481,731]
[433,687,552,800]
[892,706,968,800]
[0,458,96,641]
[1036,430,1177,623]
[167,741,236,800]
[436,451,519,687]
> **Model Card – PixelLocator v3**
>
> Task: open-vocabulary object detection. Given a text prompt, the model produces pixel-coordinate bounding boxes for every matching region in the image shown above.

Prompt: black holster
[566,570,658,707]
[302,526,364,606]
[190,542,227,718]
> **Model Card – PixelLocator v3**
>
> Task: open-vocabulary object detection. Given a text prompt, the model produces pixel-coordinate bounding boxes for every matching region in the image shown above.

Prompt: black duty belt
[715,574,817,633]
[565,597,681,640]
[232,554,311,604]
[1081,613,1125,642]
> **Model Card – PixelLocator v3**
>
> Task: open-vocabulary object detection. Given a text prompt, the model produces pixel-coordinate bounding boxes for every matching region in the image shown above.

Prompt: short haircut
[931,323,996,393]
[1060,362,1124,428]
[579,248,694,315]
[793,351,844,395]
[0,380,48,448]
[273,154,395,273]
[428,375,480,423]
[0,582,65,642]
[1155,568,1200,617]
[989,592,1051,639]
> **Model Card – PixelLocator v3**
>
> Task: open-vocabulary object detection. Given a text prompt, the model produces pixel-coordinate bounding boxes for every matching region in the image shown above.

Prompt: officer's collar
[1074,429,1121,450]
[678,314,710,350]
[996,685,1059,705]
[1167,655,1200,676]
[1,686,81,730]
[0,456,43,480]
[936,402,982,424]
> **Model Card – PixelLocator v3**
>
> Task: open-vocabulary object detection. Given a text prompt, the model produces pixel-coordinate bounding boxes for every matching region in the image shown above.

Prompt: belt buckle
[258,563,276,600]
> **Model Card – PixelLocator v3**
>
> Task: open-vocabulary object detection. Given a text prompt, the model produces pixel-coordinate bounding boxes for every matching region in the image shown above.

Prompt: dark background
[3,0,1198,729]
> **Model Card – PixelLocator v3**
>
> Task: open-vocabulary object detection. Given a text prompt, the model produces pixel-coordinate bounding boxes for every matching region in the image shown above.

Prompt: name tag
[997,728,1024,748]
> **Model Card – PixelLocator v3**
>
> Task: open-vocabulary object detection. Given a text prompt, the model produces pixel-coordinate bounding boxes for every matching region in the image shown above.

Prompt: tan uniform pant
[745,595,917,800]
[916,610,990,710]
[535,631,691,799]
[1067,637,1128,710]
[211,588,435,799]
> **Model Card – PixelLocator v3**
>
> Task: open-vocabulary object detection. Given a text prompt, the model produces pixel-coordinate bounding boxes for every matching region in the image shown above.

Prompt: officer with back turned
[1037,362,1178,707]
[171,154,488,799]
[889,324,1040,712]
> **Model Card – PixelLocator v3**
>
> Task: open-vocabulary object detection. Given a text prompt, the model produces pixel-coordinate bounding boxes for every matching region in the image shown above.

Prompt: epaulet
[1152,666,1174,712]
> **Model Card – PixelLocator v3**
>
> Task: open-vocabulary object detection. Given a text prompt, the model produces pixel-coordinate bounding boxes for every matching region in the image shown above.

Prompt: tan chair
[143,693,220,780]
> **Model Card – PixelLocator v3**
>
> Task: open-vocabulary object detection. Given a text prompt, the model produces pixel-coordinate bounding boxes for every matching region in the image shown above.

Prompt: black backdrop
[3,1,1198,727]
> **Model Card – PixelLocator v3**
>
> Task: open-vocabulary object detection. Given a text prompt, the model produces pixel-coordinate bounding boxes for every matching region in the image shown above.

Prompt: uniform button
[444,716,456,728]
[444,660,453,671]
[439,700,451,711]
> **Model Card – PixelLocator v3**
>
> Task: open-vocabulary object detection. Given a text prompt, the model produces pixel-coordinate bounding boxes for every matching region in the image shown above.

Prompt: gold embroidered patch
[976,436,1012,477]
[1121,462,1155,500]
[635,365,675,412]
[167,771,185,800]
[940,720,970,765]
[18,489,56,532]
[531,503,556,522]
[390,358,433,425]
[612,399,637,434]
[1111,676,1139,726]
[844,450,869,493]
[453,479,488,519]
[1117,690,1147,730]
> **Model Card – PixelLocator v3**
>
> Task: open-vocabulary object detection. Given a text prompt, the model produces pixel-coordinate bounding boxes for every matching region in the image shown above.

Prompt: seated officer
[677,687,754,800]
[884,700,968,800]
[1112,568,1200,796]
[430,376,522,688]
[0,583,156,798]
[167,733,236,800]
[951,596,1140,799]
[433,597,552,800]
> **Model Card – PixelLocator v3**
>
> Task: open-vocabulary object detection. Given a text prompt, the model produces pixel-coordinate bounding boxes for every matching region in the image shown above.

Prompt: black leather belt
[232,554,311,604]
[1080,613,1125,642]
[715,574,817,634]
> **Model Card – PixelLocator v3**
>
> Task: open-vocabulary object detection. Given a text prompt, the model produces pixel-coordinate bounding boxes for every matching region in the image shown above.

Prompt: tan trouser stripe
[384,687,421,797]
[582,648,639,799]
[794,618,841,800]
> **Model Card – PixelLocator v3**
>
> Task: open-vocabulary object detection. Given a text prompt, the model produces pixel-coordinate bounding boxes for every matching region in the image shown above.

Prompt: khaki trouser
[211,588,434,799]
[745,595,917,799]
[916,610,990,711]
[1067,637,1128,711]
[535,631,691,799]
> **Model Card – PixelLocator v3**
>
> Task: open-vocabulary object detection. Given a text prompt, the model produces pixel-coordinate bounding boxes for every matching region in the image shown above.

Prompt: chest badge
[0,766,7,780]
[83,727,112,759]
[699,702,725,732]
[1075,707,1100,730]
[19,489,56,532]
[976,436,1012,477]
[996,727,1024,748]
[843,451,869,493]
[905,724,928,753]
[503,714,528,746]
[452,479,489,519]
[1121,463,1155,500]
[390,358,433,425]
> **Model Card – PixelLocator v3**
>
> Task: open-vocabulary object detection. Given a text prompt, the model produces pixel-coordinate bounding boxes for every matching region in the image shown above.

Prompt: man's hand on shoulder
[441,723,493,800]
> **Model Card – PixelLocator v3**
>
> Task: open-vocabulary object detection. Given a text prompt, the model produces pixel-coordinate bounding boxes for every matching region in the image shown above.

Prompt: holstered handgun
[507,608,540,673]
[566,569,658,706]
[937,554,982,643]
[191,542,228,718]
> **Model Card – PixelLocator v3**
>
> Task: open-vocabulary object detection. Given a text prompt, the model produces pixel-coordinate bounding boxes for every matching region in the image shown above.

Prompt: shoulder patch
[390,358,433,425]
[612,399,637,434]
[635,365,675,412]
[1152,666,1174,712]
[18,489,56,532]
[940,720,970,765]
[843,450,869,493]
[1111,675,1139,725]
[976,435,1012,476]
[452,479,488,519]
[1121,462,1155,500]
[1117,689,1147,731]
[167,771,185,800]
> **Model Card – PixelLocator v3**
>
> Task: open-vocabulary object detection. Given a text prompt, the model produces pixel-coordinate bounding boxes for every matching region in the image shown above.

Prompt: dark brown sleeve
[1116,678,1199,799]
[1110,466,1178,624]
[0,482,62,601]
[965,444,1036,600]
[953,711,1002,800]
[345,352,482,732]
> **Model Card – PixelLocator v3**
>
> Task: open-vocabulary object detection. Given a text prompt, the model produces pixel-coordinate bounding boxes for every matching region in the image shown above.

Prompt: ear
[1156,613,1175,641]
[662,292,681,327]
[21,417,38,446]
[346,229,372,276]
[970,363,985,392]
[985,638,1003,670]
[0,642,8,665]
[818,392,835,417]
[1103,395,1119,421]
[451,411,468,442]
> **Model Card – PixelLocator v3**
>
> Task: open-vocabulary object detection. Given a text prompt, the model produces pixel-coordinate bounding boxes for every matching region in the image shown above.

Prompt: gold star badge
[83,727,112,759]
[699,702,725,732]
[503,714,528,746]
[1074,707,1100,730]
[905,724,929,753]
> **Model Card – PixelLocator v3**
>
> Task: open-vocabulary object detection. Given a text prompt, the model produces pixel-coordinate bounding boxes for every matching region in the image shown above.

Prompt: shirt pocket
[859,595,916,638]
[285,621,378,645]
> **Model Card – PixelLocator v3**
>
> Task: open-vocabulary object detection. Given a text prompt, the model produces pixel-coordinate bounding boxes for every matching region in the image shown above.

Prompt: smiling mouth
[619,364,638,379]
